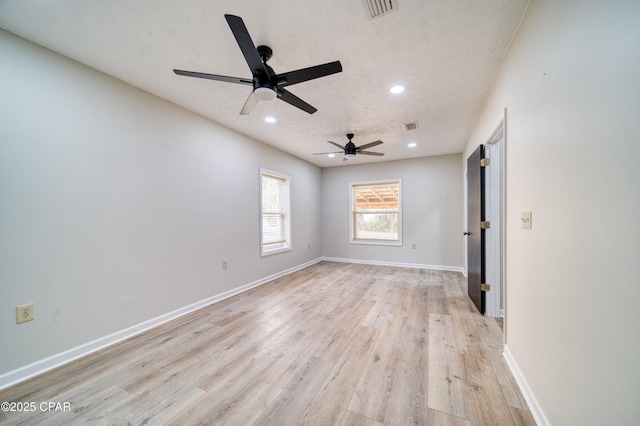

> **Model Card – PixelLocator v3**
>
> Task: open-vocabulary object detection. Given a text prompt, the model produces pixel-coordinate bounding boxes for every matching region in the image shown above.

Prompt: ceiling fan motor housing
[345,141,357,156]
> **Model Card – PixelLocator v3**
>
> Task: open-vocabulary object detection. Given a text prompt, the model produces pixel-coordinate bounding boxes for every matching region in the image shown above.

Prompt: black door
[466,145,485,314]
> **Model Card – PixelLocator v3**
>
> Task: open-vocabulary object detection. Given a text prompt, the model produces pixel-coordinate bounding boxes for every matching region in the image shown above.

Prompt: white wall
[0,30,322,380]
[462,0,640,424]
[322,155,463,270]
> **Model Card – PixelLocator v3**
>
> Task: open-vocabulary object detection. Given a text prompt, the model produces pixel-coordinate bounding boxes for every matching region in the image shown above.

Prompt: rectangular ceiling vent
[362,0,396,19]
[403,122,418,131]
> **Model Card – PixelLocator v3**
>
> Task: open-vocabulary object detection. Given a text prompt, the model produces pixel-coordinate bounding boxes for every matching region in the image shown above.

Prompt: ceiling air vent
[362,0,396,19]
[403,122,418,131]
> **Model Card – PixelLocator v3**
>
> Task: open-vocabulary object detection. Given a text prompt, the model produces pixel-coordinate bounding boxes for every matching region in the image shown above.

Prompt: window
[260,169,291,256]
[350,180,401,245]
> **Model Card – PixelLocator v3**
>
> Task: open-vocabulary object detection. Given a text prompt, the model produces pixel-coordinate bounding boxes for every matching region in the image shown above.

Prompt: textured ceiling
[0,0,529,167]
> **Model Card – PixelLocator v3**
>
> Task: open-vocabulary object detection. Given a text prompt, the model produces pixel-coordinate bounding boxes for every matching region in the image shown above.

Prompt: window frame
[260,168,292,256]
[349,179,402,246]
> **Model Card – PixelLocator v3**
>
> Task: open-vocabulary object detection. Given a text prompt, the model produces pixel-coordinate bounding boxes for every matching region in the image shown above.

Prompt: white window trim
[349,179,402,246]
[260,168,292,256]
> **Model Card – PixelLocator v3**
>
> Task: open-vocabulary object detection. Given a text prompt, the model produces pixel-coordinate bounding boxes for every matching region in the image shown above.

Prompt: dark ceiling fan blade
[276,61,343,87]
[276,88,317,114]
[357,140,383,150]
[359,151,385,156]
[240,92,259,115]
[327,141,345,150]
[224,14,268,76]
[173,69,253,85]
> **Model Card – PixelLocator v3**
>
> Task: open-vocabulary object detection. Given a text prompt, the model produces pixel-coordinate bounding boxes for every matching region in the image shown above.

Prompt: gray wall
[0,30,323,378]
[322,156,463,269]
[0,27,466,382]
[462,0,640,423]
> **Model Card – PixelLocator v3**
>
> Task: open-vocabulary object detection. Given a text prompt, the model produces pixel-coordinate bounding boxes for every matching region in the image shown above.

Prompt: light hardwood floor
[0,262,535,425]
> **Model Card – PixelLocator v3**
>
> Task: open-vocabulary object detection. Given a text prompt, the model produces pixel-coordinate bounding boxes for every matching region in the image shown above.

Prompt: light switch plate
[521,212,532,229]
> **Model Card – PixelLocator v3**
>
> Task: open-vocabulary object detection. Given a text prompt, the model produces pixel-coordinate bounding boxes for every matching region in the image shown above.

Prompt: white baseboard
[321,256,464,274]
[503,345,550,426]
[0,258,323,390]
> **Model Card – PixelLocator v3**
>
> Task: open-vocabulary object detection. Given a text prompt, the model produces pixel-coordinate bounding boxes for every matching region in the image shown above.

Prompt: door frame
[484,111,506,319]
[484,109,507,341]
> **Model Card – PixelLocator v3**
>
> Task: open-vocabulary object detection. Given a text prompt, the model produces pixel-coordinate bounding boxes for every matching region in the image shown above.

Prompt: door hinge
[480,221,491,229]
[480,158,490,167]
[481,283,491,292]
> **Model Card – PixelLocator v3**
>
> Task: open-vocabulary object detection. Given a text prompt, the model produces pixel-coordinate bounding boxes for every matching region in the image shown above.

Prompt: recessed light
[328,153,335,158]
[408,142,417,147]
[390,85,405,94]
[264,116,276,123]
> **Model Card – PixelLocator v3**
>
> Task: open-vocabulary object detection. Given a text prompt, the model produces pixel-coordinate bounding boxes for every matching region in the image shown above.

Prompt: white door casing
[484,110,506,321]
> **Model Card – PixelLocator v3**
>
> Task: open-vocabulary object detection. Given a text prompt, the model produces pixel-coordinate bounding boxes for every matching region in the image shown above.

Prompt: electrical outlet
[222,260,228,270]
[412,243,417,249]
[16,303,34,324]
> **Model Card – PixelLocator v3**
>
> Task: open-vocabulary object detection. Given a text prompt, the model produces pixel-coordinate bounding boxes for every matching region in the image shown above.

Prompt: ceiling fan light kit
[254,87,277,102]
[173,14,342,115]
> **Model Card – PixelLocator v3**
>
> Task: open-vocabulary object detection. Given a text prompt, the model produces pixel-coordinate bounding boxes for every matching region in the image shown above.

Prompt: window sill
[261,245,292,257]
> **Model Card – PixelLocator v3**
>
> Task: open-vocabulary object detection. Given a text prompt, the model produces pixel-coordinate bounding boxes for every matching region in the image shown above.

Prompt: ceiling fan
[314,133,384,160]
[173,14,343,115]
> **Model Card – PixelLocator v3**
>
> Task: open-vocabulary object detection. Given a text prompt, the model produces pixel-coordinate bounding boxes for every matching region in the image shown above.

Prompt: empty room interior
[1,1,638,425]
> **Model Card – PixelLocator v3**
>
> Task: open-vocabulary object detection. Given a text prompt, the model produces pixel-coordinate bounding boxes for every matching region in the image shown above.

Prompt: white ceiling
[0,0,528,167]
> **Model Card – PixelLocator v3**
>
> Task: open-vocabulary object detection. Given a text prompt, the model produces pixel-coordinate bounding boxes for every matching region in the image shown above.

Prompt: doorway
[464,110,506,323]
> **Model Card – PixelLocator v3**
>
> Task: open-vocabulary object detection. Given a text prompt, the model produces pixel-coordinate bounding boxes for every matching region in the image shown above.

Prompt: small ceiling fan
[314,133,384,160]
[173,14,343,115]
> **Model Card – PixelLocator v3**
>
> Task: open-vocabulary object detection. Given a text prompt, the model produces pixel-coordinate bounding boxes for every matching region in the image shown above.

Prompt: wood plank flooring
[0,262,535,425]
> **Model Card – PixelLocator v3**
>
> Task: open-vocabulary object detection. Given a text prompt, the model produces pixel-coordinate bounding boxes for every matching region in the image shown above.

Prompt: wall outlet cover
[16,303,34,323]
